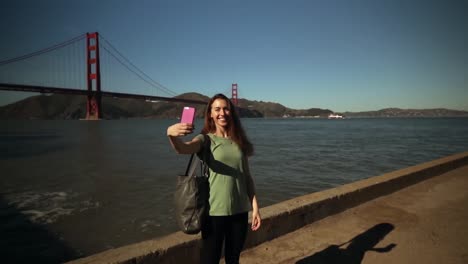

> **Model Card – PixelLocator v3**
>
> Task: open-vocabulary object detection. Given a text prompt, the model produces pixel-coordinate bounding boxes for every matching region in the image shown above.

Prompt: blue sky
[1,0,467,112]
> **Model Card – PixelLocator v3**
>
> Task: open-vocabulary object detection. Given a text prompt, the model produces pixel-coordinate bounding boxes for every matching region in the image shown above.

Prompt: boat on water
[328,113,344,119]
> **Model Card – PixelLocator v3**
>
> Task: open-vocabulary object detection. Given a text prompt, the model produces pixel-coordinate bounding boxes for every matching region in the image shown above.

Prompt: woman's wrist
[167,127,175,137]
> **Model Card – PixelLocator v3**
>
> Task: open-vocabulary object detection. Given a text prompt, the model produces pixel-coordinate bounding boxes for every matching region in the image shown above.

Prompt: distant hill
[0,93,211,120]
[0,93,466,119]
[343,108,468,118]
[0,93,331,120]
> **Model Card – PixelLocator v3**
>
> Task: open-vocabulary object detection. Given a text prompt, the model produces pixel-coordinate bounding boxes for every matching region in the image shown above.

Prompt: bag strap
[184,154,195,176]
[200,134,210,161]
[199,134,210,178]
[183,134,210,177]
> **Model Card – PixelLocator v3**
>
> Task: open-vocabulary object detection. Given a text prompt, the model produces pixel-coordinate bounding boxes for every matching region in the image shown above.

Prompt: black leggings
[201,212,249,264]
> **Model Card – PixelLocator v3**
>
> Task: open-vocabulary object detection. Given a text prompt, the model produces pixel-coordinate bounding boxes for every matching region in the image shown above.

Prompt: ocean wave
[139,219,161,233]
[5,191,100,224]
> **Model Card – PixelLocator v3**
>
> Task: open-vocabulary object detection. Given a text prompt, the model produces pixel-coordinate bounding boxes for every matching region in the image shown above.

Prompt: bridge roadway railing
[67,151,468,264]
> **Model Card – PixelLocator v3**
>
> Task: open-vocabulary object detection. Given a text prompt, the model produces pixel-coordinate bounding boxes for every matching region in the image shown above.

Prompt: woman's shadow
[296,223,396,264]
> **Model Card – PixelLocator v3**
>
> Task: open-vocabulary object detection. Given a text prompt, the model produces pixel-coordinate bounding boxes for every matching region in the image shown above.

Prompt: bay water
[1,118,468,262]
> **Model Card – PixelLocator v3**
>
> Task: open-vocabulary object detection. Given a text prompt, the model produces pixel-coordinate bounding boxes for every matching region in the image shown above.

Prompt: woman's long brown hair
[201,94,254,156]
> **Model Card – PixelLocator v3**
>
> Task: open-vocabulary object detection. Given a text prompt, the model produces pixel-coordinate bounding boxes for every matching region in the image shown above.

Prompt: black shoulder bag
[174,134,210,234]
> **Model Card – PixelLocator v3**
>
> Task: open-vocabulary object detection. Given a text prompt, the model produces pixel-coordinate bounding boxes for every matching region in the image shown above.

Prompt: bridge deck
[238,164,468,264]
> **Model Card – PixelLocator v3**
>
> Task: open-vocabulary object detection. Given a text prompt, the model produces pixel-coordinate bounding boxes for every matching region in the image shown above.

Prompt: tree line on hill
[0,92,466,119]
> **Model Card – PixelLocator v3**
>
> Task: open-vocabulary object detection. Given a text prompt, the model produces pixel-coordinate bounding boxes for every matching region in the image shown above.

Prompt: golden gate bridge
[0,32,240,119]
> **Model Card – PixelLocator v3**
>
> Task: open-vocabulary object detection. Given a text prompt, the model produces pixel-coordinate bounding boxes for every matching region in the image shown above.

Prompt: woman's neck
[214,127,229,138]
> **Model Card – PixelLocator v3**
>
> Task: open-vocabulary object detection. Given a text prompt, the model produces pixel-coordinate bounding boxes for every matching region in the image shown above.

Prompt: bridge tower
[231,83,238,106]
[86,32,102,120]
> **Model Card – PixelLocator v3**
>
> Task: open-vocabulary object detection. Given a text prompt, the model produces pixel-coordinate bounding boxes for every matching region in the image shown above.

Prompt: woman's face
[210,98,231,128]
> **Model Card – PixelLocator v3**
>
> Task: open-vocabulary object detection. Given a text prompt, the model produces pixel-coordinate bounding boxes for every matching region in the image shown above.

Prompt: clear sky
[1,0,467,112]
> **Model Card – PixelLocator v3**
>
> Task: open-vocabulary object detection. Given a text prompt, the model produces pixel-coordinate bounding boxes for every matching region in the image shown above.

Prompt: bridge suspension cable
[0,34,86,66]
[99,34,177,97]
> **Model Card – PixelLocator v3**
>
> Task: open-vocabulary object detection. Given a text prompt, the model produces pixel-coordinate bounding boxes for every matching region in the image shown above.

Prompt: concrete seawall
[68,151,468,264]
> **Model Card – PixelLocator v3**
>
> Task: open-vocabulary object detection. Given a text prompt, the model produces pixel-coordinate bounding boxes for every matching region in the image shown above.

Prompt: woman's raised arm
[167,123,202,154]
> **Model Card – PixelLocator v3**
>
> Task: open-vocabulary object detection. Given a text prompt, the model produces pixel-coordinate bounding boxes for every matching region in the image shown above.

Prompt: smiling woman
[167,93,260,264]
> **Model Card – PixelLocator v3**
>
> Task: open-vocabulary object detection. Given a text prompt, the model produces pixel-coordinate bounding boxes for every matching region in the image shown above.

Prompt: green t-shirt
[196,133,252,216]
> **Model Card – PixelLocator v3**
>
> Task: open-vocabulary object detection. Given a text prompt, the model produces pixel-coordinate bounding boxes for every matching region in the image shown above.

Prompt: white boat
[328,113,344,119]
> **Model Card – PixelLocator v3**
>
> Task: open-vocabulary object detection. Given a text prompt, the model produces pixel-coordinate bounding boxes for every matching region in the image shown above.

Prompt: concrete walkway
[238,165,468,264]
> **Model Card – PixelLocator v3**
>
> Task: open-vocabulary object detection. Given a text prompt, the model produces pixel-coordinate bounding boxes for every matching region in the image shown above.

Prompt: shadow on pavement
[0,195,79,263]
[296,223,396,264]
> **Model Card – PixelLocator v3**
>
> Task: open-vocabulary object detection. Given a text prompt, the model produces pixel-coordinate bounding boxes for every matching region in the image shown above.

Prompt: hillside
[0,93,466,119]
[0,93,331,120]
[343,108,468,118]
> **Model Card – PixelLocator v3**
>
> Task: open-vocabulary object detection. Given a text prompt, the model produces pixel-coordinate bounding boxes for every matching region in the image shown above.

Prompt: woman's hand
[167,123,200,154]
[167,123,194,137]
[251,210,261,231]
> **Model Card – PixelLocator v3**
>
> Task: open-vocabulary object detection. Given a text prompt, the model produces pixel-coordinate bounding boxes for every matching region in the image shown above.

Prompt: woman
[167,93,261,264]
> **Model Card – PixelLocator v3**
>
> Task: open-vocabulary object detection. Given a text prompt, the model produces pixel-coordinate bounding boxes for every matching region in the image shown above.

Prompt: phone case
[181,107,196,124]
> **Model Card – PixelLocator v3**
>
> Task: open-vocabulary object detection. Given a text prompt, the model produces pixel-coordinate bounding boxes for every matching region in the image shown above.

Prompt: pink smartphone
[180,106,196,124]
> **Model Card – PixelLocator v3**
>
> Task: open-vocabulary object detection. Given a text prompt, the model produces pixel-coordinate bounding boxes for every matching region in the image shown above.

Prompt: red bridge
[0,32,240,120]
